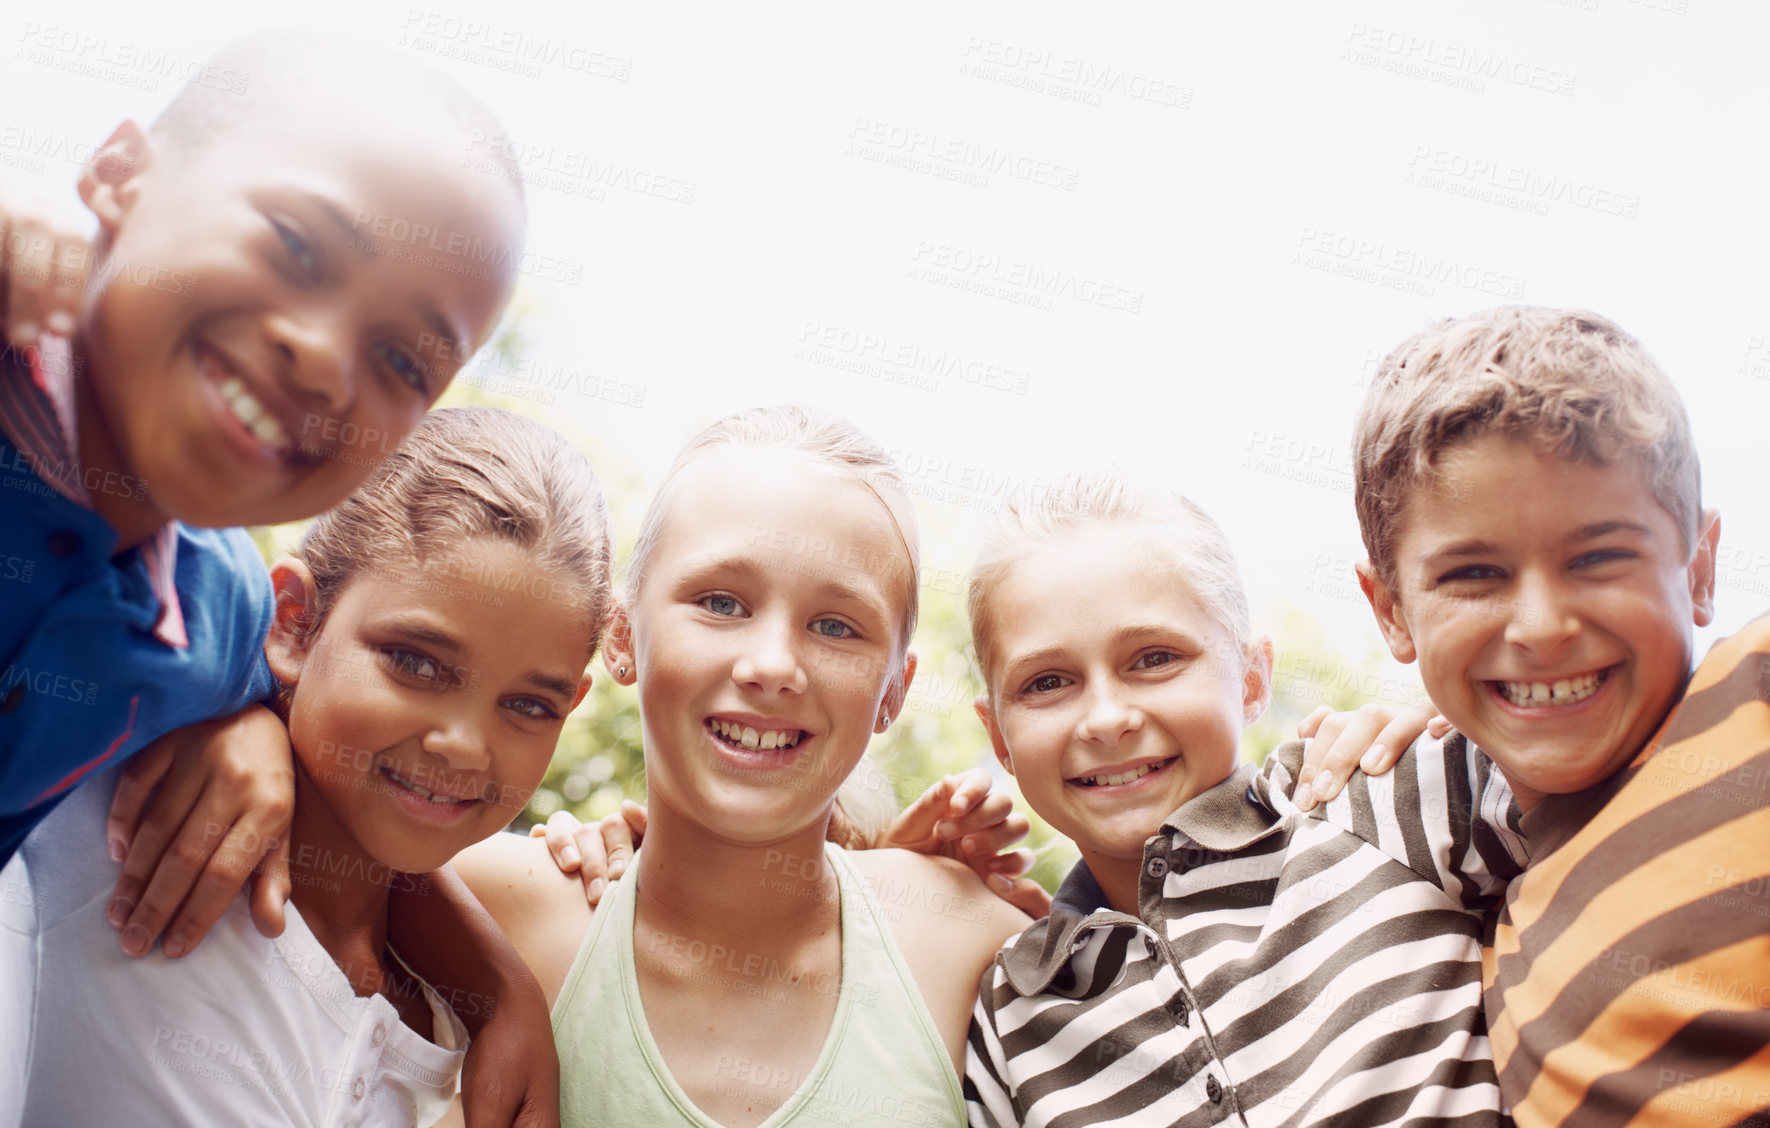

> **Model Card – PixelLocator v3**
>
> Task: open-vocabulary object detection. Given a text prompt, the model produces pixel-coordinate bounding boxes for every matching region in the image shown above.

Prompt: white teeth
[1079,758,1174,787]
[217,374,292,453]
[1498,671,1604,708]
[709,719,802,750]
[383,767,469,805]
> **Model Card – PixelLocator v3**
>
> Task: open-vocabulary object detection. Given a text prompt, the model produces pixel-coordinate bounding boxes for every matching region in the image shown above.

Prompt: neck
[1081,850,1143,917]
[287,766,397,996]
[634,796,842,959]
[70,334,167,549]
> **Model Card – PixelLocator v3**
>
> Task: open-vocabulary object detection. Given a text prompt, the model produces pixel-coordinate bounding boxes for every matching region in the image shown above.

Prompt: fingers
[618,800,647,840]
[0,199,88,344]
[598,813,635,880]
[985,874,1053,920]
[1364,702,1439,777]
[884,775,957,852]
[937,768,994,836]
[1427,714,1452,740]
[534,810,586,872]
[106,737,175,864]
[1297,706,1385,812]
[107,750,207,950]
[160,816,276,957]
[248,835,292,941]
[1297,704,1333,741]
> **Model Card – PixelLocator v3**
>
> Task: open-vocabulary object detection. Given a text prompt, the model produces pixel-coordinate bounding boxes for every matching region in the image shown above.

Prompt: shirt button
[47,530,81,558]
[1206,1074,1223,1104]
[352,1077,366,1101]
[1146,856,1168,879]
[370,1025,387,1047]
[0,686,20,714]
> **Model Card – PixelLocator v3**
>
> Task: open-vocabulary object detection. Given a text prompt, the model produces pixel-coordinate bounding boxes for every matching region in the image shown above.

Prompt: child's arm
[386,867,561,1128]
[0,185,88,343]
[532,769,1053,917]
[103,703,294,956]
[1266,725,1524,909]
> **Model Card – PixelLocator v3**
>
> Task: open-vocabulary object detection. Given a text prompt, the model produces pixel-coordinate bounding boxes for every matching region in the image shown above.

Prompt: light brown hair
[1353,306,1701,590]
[296,406,613,654]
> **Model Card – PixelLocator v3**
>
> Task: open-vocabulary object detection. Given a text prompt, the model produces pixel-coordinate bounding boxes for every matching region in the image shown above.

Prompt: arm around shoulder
[449,829,596,1007]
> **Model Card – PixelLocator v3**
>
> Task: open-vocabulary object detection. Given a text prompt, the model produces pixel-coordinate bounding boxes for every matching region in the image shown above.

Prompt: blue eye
[272,220,319,277]
[1132,650,1179,670]
[702,594,744,617]
[1024,673,1069,695]
[812,618,856,639]
[375,341,429,393]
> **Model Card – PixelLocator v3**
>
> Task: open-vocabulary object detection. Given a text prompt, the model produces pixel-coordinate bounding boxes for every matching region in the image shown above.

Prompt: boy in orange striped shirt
[1339,305,1769,1125]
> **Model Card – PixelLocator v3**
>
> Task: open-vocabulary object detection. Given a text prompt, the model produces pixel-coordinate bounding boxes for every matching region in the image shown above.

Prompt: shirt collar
[0,340,189,648]
[996,762,1286,997]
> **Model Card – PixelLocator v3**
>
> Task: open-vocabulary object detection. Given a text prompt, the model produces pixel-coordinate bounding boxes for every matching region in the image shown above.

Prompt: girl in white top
[454,405,1031,1127]
[3,407,614,1126]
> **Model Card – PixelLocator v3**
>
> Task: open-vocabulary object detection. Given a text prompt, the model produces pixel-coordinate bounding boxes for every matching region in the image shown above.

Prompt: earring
[617,665,628,679]
[879,709,891,729]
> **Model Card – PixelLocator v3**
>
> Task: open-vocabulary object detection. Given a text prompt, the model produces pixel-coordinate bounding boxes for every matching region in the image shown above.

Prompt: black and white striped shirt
[966,736,1526,1127]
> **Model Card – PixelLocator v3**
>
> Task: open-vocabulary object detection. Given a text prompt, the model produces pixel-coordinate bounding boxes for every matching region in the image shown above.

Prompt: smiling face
[607,448,916,844]
[76,104,523,530]
[268,540,593,874]
[976,524,1267,874]
[1361,434,1718,809]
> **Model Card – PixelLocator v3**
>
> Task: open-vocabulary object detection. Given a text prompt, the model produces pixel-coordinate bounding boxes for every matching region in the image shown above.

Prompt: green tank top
[552,841,966,1127]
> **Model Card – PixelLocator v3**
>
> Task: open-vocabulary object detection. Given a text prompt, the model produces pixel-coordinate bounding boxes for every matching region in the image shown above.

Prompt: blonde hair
[1353,306,1701,590]
[297,407,614,653]
[967,470,1253,698]
[626,404,921,656]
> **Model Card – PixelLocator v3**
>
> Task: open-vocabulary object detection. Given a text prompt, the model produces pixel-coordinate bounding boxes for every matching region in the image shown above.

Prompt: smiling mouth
[1491,667,1611,708]
[379,765,480,806]
[197,342,298,458]
[706,718,806,752]
[1072,756,1177,788]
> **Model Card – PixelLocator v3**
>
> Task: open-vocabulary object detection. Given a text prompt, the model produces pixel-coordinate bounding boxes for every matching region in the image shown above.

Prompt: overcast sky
[5,0,1764,693]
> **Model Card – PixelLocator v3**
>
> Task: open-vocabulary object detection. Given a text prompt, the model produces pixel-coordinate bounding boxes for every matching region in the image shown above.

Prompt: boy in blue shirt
[0,30,557,1123]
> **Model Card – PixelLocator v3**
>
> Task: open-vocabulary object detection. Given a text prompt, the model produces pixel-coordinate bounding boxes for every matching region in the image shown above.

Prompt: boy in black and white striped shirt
[963,472,1524,1127]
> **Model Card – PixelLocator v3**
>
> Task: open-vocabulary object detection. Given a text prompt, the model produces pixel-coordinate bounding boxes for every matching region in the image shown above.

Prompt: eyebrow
[1420,519,1655,566]
[305,193,469,356]
[382,619,463,654]
[524,670,580,699]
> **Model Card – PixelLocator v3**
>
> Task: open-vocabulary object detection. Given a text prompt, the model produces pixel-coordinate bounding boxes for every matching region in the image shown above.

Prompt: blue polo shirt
[0,342,274,865]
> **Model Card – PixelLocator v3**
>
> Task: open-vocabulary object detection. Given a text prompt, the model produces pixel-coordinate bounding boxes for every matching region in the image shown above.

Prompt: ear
[601,599,637,685]
[1356,560,1417,664]
[264,558,320,686]
[1689,508,1721,627]
[1241,636,1274,726]
[974,695,1014,776]
[78,120,154,237]
[568,670,594,713]
[877,651,917,733]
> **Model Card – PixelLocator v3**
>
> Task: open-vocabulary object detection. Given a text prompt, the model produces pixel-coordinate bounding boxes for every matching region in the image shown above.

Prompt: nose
[1503,569,1581,656]
[732,612,808,697]
[419,704,493,778]
[266,307,355,410]
[1076,678,1142,747]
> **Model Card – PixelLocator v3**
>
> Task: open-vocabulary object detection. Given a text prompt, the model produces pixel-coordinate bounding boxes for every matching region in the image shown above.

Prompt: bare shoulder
[848,848,1030,948]
[844,848,1031,1071]
[450,832,594,1005]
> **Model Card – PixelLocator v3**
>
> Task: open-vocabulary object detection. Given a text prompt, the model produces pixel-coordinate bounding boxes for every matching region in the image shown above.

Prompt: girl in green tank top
[452,406,1030,1127]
